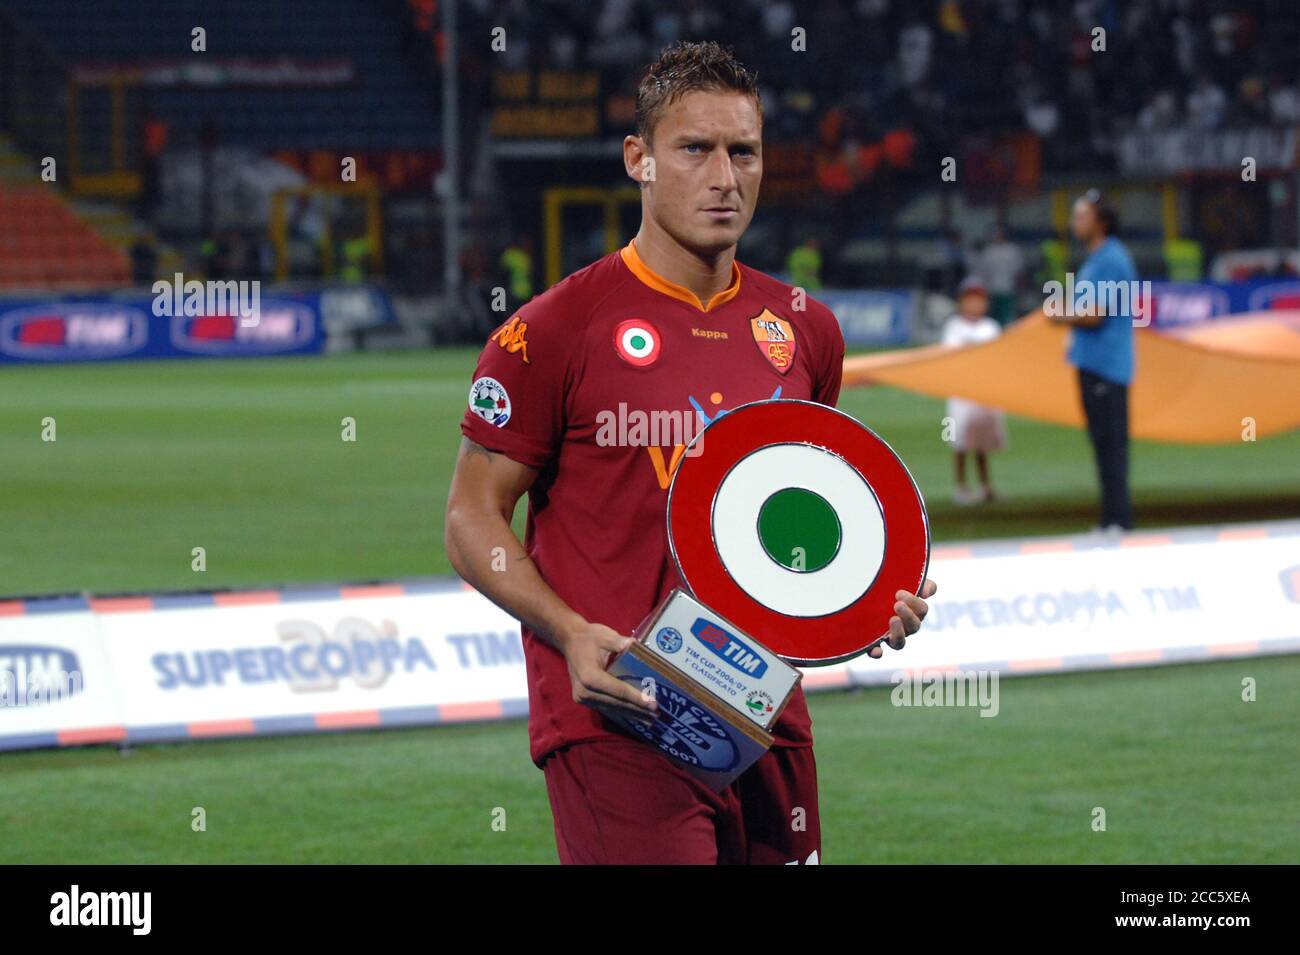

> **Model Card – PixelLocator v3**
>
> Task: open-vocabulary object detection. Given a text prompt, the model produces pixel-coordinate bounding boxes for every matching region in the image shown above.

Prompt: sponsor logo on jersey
[614,319,661,366]
[750,308,797,373]
[468,376,511,427]
[489,315,530,364]
[691,327,728,340]
[690,618,768,678]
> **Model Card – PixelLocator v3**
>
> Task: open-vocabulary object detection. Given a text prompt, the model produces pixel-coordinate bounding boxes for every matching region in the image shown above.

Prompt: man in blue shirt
[1049,189,1137,530]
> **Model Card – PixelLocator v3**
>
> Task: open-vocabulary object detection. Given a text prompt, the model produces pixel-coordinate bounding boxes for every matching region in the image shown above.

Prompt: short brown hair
[635,41,762,145]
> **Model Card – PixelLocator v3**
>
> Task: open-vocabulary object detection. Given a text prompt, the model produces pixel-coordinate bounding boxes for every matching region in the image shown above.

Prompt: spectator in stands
[1186,72,1228,129]
[976,226,1025,326]
[1267,73,1300,124]
[288,195,326,277]
[1136,89,1179,130]
[897,11,933,88]
[1022,84,1061,139]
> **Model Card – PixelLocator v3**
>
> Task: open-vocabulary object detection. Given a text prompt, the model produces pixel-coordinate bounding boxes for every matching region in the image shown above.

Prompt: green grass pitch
[2,658,1296,863]
[1,351,1297,863]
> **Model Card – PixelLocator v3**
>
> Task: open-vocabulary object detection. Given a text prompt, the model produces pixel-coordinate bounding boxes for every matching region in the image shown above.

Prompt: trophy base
[597,588,801,791]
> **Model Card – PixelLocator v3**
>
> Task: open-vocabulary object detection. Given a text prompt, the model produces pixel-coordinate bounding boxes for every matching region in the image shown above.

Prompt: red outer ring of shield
[667,399,930,666]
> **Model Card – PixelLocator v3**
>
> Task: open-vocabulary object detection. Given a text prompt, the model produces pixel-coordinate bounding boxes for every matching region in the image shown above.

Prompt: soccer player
[445,41,937,865]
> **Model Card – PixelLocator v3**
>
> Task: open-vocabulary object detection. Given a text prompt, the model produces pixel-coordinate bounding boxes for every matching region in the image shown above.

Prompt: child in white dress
[942,277,1009,504]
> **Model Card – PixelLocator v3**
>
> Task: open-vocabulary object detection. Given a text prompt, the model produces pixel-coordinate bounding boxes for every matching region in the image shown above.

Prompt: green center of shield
[630,334,646,350]
[757,487,841,573]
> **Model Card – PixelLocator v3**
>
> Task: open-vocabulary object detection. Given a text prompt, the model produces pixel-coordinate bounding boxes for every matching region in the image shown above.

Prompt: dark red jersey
[460,239,845,764]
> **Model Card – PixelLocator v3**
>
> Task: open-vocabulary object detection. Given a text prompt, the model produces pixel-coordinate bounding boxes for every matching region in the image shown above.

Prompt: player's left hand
[868,578,937,658]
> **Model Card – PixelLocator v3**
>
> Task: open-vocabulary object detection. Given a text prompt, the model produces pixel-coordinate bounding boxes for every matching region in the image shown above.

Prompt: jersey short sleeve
[811,302,845,409]
[460,304,573,470]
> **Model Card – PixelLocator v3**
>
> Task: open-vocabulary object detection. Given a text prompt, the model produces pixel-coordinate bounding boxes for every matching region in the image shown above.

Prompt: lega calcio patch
[468,376,511,427]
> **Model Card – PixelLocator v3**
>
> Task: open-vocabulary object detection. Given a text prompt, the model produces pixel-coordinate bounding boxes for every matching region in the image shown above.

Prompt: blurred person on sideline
[1049,189,1137,532]
[942,276,1007,505]
[786,236,822,290]
[977,225,1025,326]
[500,238,535,307]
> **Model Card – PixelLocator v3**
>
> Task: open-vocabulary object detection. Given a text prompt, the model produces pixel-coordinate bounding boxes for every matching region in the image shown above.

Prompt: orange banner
[842,311,1300,444]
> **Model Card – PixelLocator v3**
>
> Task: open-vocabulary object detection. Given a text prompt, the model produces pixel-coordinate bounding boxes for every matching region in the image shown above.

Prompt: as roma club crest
[749,309,796,374]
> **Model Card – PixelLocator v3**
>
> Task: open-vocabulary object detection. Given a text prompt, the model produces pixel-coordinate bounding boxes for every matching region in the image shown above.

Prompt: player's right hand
[558,621,659,719]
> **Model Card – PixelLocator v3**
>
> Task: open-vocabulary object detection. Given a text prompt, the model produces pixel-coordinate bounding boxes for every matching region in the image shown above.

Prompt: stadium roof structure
[842,311,1300,444]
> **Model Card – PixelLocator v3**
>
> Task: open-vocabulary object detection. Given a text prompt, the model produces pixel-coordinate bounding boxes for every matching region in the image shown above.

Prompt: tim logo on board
[0,645,83,707]
[0,304,148,360]
[170,301,315,356]
[690,618,768,678]
[1280,565,1300,604]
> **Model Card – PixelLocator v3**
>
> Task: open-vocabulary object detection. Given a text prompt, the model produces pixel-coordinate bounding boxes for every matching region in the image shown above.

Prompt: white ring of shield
[621,325,654,358]
[710,442,886,618]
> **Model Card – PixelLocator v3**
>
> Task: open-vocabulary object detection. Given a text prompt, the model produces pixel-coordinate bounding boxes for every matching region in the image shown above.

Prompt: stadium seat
[0,181,131,289]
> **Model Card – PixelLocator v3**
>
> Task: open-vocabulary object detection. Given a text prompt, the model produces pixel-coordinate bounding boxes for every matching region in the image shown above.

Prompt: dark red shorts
[541,737,821,865]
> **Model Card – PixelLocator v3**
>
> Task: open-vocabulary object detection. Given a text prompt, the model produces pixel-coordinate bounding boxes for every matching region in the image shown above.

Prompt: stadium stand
[0,0,440,151]
[0,135,129,289]
[1,0,1296,310]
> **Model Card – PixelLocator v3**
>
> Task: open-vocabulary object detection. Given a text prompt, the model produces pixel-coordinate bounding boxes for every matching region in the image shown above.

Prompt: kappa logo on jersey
[614,319,661,366]
[468,376,511,427]
[750,309,797,373]
[489,315,530,363]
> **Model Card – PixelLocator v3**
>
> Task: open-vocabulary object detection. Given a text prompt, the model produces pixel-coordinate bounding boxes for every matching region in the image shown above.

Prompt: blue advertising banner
[0,287,338,363]
[1148,279,1300,327]
[817,289,914,346]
